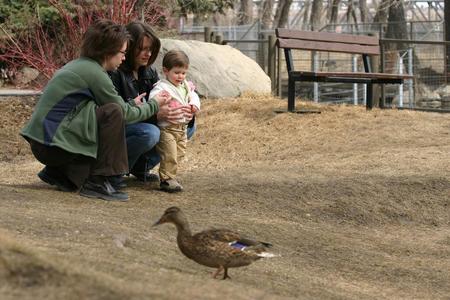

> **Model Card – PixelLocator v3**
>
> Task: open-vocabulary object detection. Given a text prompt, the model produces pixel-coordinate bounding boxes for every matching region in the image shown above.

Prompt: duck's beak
[152,215,165,227]
[152,218,162,227]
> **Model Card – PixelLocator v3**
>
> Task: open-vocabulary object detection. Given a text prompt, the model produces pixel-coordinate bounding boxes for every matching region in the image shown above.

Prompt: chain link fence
[180,21,450,111]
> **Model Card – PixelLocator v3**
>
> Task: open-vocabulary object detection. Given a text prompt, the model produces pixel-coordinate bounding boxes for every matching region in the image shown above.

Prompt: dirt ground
[0,94,449,300]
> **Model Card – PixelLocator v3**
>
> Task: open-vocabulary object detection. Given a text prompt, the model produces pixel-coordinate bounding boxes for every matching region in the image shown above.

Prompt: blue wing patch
[229,241,247,250]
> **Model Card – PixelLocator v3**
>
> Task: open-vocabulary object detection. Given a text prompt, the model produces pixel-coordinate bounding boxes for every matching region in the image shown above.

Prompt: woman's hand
[157,105,185,124]
[133,93,147,106]
[181,105,194,121]
[153,90,171,106]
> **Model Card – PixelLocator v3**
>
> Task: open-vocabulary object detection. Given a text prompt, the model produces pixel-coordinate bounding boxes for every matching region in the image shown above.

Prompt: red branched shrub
[0,0,169,88]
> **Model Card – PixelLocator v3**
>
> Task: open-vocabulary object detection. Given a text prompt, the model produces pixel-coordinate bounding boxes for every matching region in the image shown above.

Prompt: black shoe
[132,172,159,183]
[108,175,127,190]
[79,178,128,201]
[38,167,76,192]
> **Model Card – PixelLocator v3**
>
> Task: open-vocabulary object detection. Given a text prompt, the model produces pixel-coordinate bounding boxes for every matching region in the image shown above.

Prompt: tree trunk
[213,12,221,26]
[273,0,284,28]
[278,0,293,28]
[260,0,274,29]
[309,0,323,31]
[238,0,253,25]
[385,0,411,104]
[372,0,391,32]
[346,0,358,31]
[302,0,311,29]
[273,0,293,29]
[359,0,368,23]
[386,0,408,50]
[330,0,341,25]
[193,14,204,26]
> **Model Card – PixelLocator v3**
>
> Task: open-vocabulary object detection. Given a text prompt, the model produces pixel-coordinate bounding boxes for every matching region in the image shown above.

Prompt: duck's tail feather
[257,252,279,258]
[260,241,273,248]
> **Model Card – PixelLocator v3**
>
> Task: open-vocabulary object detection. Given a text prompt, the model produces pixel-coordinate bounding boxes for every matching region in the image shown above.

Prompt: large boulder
[153,39,271,98]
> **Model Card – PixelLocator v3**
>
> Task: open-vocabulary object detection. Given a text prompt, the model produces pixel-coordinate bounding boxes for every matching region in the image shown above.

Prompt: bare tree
[273,0,293,28]
[238,0,253,25]
[260,0,274,29]
[330,0,341,24]
[372,0,391,26]
[309,0,323,30]
[346,0,358,30]
[386,0,408,49]
[359,0,368,23]
[380,0,413,76]
[302,0,312,29]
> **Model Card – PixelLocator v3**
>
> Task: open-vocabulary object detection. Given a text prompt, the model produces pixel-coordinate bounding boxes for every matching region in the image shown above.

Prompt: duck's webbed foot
[222,267,231,280]
[212,266,224,279]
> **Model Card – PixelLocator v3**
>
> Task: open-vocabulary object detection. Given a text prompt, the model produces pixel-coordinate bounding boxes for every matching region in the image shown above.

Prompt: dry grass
[0,94,449,299]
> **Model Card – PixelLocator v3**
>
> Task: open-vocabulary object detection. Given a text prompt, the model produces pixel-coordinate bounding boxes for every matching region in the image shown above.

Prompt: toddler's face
[164,66,188,87]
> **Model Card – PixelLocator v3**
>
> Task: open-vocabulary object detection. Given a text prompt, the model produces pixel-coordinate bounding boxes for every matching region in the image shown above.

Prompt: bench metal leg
[366,83,373,110]
[288,77,295,112]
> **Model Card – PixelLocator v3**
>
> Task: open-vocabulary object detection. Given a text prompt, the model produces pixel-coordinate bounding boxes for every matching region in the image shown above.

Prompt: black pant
[29,103,128,188]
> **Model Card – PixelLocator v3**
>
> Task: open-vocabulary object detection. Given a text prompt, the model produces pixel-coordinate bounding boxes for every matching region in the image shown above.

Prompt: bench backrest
[276,28,380,56]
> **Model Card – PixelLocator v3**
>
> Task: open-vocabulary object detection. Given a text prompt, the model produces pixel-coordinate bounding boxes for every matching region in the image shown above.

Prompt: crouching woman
[20,20,167,201]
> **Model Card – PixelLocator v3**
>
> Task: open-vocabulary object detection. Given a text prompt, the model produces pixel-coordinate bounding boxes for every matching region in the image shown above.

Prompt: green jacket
[21,57,159,158]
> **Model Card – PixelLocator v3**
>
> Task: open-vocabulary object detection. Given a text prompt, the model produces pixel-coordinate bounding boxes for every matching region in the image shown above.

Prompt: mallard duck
[153,206,276,279]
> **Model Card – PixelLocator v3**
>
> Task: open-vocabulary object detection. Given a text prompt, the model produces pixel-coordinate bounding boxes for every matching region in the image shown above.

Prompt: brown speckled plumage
[153,207,275,279]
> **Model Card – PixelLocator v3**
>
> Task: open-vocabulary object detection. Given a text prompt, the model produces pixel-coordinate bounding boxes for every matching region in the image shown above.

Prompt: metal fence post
[277,47,282,98]
[268,34,276,93]
[204,27,212,42]
[313,52,319,103]
[408,48,414,109]
[215,34,223,45]
[380,41,386,108]
[398,54,404,107]
[258,32,266,71]
[352,55,358,105]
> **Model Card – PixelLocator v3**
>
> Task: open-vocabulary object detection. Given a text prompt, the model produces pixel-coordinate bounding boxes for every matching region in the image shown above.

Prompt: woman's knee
[147,124,160,143]
[97,103,123,123]
[128,123,160,146]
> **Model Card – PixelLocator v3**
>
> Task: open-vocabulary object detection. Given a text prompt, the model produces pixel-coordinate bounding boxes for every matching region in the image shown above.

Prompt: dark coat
[109,66,160,104]
[109,66,195,127]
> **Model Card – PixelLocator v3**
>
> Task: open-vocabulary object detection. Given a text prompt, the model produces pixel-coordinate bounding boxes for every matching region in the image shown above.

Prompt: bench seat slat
[278,38,380,55]
[276,28,379,46]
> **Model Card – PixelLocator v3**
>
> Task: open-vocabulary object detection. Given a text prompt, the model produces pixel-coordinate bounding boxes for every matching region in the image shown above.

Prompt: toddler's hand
[190,104,199,114]
[187,81,196,92]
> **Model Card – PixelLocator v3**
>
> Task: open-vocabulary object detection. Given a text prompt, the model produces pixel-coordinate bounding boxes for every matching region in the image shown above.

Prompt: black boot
[108,175,127,190]
[37,166,77,192]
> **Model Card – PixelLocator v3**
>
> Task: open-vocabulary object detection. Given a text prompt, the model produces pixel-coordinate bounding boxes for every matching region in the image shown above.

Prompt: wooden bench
[275,28,413,112]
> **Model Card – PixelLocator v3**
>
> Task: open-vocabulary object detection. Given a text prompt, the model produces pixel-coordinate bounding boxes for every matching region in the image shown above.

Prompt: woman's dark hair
[162,50,189,70]
[120,21,161,72]
[80,19,129,64]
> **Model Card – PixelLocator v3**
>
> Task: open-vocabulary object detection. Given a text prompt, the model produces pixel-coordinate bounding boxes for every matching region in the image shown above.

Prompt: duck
[153,206,276,279]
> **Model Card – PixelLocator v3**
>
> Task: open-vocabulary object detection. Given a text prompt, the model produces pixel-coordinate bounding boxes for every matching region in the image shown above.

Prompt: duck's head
[153,206,183,227]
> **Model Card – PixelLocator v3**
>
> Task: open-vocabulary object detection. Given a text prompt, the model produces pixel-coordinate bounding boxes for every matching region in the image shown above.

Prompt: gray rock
[153,39,271,98]
[436,84,450,97]
[16,67,40,86]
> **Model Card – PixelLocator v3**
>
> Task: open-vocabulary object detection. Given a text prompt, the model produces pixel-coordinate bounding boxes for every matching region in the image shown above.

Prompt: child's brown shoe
[160,179,183,193]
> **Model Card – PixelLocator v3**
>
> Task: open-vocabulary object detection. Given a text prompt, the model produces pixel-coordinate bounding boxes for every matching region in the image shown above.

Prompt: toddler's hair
[163,50,189,70]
